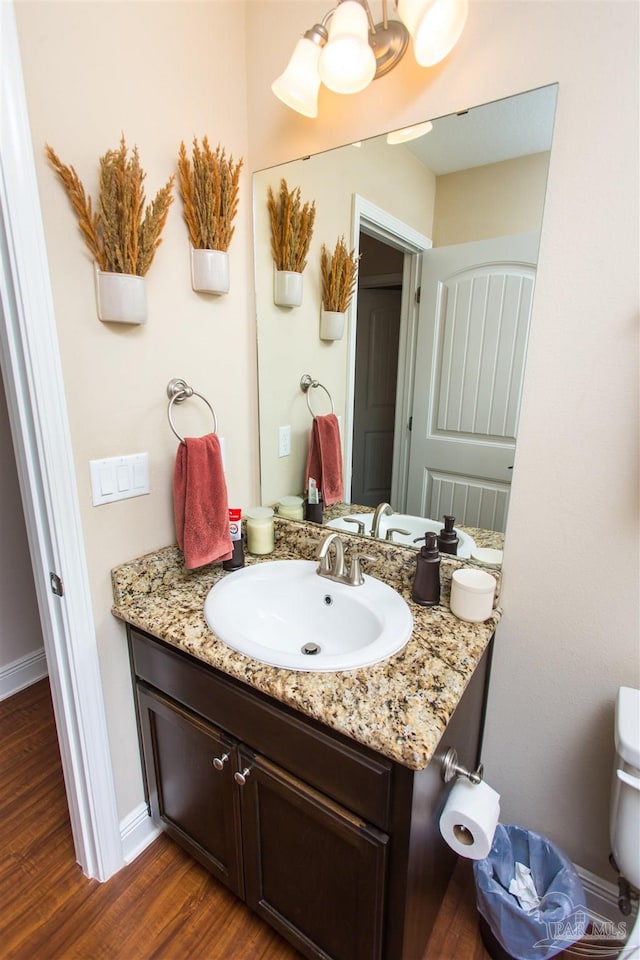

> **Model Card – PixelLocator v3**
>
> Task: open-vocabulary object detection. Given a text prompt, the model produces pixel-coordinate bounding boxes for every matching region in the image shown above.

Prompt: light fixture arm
[360,0,377,34]
[303,17,330,48]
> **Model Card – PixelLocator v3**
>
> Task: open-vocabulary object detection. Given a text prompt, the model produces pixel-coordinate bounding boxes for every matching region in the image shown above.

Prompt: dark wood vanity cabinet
[128,625,492,960]
[240,751,388,960]
[136,684,243,895]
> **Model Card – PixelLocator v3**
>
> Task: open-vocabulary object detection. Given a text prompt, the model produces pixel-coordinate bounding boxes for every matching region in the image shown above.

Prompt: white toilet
[611,686,640,958]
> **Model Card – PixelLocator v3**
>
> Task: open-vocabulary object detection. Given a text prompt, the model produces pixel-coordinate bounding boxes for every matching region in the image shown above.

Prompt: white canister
[450,568,497,623]
[246,507,275,555]
[274,269,303,307]
[277,495,304,520]
[190,246,230,295]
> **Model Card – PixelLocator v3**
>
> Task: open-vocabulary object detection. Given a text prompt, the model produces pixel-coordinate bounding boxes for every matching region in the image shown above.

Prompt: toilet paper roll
[439,777,501,860]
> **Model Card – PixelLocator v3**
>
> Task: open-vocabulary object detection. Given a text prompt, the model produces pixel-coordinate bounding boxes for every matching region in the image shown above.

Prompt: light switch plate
[90,453,150,506]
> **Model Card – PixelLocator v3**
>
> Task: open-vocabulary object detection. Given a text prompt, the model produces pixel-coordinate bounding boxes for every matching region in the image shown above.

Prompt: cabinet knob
[212,752,229,771]
[234,767,252,786]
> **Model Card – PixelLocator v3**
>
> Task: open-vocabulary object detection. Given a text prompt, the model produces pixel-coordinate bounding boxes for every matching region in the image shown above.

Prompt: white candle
[277,495,304,520]
[246,507,275,555]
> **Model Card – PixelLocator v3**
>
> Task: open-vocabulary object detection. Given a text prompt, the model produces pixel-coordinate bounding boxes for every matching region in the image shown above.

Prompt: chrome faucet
[316,532,374,586]
[371,502,393,538]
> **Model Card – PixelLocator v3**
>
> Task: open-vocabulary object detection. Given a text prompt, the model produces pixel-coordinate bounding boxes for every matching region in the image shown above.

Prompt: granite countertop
[111,518,501,771]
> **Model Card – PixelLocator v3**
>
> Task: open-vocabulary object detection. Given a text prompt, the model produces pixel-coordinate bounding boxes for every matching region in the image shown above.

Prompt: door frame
[347,195,431,509]
[0,1,122,879]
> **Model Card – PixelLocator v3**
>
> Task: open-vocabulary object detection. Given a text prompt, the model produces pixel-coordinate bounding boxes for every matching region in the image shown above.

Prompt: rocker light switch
[90,453,150,506]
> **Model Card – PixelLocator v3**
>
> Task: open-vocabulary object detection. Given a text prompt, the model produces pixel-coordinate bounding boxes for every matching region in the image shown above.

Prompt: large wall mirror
[253,84,558,553]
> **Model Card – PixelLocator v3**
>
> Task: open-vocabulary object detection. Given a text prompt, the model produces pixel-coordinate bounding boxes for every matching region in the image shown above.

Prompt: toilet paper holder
[441,747,484,785]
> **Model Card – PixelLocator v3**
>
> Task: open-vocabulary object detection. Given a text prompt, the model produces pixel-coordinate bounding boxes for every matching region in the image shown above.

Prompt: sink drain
[301,642,321,656]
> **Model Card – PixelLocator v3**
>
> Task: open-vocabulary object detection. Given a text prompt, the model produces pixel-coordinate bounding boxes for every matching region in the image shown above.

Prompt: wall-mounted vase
[94,266,147,324]
[274,269,303,307]
[320,308,346,341]
[190,247,230,295]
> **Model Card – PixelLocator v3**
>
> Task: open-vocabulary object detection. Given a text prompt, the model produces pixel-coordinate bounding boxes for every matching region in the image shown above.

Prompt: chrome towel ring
[166,378,218,444]
[300,374,335,417]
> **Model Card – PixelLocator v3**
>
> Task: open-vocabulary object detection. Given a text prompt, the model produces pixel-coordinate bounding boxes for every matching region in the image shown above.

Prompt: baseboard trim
[577,862,638,954]
[577,863,625,922]
[120,802,161,865]
[0,648,48,700]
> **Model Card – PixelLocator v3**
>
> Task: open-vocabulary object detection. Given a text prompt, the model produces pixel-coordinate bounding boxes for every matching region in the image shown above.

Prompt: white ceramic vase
[274,269,303,307]
[94,266,147,324]
[190,247,230,295]
[320,308,346,341]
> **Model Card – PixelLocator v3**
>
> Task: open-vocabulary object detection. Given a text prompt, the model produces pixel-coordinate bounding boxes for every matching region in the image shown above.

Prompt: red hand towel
[173,434,232,569]
[304,413,344,507]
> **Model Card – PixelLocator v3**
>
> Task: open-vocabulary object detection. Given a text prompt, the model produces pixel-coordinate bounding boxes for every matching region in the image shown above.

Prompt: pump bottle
[437,515,458,556]
[412,531,441,607]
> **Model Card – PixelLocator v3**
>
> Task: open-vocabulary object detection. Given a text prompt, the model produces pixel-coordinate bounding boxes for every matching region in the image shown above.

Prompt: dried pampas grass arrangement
[321,237,361,313]
[46,137,174,277]
[267,179,316,273]
[178,137,243,251]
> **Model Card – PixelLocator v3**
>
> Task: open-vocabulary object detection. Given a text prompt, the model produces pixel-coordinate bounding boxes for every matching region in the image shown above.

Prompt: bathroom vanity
[113,521,499,960]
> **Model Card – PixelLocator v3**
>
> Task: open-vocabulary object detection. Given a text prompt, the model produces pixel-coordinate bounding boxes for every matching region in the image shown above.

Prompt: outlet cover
[278,425,291,458]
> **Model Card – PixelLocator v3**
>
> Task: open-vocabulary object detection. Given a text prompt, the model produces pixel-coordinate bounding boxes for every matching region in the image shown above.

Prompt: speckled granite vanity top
[111,518,501,771]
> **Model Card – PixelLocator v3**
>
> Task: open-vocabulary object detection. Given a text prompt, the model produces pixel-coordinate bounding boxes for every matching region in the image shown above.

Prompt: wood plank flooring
[0,679,490,960]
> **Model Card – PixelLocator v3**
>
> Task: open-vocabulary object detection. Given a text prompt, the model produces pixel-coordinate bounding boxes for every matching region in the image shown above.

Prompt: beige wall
[13,0,639,882]
[433,152,551,246]
[245,0,639,879]
[253,137,434,506]
[15,0,257,817]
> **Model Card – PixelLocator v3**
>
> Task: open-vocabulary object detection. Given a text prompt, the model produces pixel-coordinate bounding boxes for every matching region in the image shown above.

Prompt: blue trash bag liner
[473,824,587,960]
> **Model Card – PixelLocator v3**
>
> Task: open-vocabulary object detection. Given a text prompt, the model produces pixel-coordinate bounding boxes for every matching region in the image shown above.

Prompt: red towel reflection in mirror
[305,413,344,507]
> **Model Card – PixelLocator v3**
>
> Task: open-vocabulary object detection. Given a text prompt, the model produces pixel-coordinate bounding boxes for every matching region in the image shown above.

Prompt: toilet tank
[611,686,640,887]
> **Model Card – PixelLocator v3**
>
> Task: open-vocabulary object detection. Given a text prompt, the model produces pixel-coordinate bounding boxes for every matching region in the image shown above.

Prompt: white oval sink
[326,513,476,558]
[204,559,413,672]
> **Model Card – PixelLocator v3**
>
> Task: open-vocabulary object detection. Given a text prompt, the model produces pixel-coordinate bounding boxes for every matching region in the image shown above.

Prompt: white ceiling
[393,84,558,175]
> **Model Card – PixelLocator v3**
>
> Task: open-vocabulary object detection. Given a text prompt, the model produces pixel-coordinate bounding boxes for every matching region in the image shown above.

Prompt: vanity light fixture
[272,0,468,118]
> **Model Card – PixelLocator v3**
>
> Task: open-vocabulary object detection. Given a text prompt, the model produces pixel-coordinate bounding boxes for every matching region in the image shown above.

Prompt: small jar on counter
[246,506,275,555]
[277,495,304,520]
[449,568,497,622]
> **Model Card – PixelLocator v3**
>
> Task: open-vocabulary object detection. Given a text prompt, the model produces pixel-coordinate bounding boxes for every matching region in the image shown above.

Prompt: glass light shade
[271,37,322,118]
[397,0,468,67]
[386,120,433,144]
[318,1,376,95]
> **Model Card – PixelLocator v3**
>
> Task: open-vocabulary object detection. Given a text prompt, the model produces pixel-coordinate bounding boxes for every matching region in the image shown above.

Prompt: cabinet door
[238,750,388,960]
[137,683,243,896]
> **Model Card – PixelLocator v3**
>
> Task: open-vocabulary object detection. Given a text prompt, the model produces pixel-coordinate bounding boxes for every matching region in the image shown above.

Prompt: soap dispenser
[437,515,458,556]
[412,531,441,607]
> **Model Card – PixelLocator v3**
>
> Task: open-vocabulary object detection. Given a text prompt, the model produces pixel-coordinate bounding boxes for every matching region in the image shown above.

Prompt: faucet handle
[347,554,376,586]
[343,517,366,536]
[385,527,411,542]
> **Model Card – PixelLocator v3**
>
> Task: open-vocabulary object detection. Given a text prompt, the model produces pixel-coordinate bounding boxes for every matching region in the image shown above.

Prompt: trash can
[473,824,588,960]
